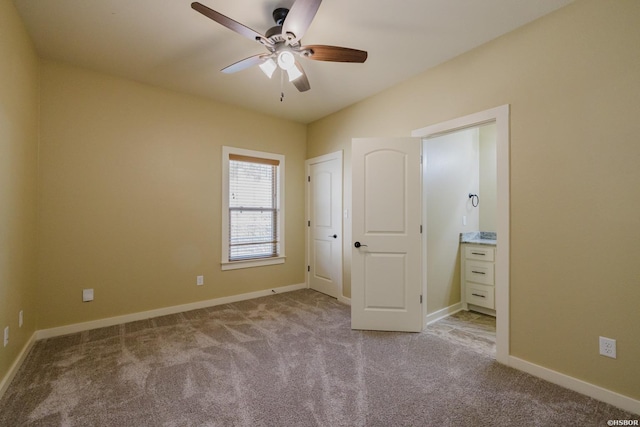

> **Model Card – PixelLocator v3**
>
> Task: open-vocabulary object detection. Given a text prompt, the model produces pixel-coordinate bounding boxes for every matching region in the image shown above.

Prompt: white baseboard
[337,295,351,306]
[37,283,307,340]
[0,331,37,400]
[509,356,640,415]
[426,302,462,325]
[7,287,639,416]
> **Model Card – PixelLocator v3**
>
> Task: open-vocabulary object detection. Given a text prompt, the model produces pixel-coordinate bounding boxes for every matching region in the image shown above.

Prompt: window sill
[221,256,285,271]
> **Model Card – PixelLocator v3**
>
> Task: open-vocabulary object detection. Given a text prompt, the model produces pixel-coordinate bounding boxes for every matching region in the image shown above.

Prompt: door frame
[305,151,344,301]
[412,105,510,364]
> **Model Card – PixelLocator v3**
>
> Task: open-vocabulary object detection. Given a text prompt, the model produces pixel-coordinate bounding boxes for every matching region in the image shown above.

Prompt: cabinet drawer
[464,246,494,262]
[466,283,495,309]
[465,261,494,285]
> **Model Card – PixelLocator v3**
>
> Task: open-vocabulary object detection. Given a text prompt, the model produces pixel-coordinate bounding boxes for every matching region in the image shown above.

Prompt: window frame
[221,146,285,270]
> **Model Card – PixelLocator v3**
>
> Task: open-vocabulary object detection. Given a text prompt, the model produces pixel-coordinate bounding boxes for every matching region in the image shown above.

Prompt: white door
[306,152,343,299]
[351,138,423,332]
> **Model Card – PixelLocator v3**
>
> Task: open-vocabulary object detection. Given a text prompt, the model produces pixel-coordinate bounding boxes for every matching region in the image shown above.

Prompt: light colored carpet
[0,289,635,426]
[426,310,496,357]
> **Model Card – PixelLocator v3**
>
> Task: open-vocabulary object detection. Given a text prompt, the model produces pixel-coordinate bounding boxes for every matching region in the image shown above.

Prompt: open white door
[351,137,423,332]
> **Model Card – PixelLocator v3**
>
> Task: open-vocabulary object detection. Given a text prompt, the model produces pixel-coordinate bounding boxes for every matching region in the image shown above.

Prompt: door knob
[354,241,368,248]
[329,234,337,239]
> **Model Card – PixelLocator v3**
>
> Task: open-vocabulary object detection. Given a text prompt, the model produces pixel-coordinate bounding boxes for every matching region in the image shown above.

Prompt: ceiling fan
[191,0,368,93]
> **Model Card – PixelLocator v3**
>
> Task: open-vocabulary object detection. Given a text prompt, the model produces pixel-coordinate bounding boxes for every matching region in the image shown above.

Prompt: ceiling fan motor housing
[265,25,283,40]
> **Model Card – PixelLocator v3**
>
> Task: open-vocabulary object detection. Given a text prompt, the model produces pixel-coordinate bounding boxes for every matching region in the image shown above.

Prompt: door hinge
[420,225,423,234]
[307,220,311,227]
[307,265,310,272]
[420,155,423,164]
[420,295,423,304]
[307,176,311,182]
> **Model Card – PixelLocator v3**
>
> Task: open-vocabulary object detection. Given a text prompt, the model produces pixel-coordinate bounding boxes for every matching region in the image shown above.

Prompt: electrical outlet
[83,289,94,302]
[197,275,204,286]
[3,326,8,347]
[19,310,23,327]
[599,336,616,359]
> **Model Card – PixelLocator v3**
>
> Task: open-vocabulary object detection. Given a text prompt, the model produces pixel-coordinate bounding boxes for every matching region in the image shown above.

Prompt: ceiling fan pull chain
[280,68,285,102]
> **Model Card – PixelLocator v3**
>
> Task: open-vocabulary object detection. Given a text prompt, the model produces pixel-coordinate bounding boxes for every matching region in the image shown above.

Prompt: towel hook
[468,193,479,207]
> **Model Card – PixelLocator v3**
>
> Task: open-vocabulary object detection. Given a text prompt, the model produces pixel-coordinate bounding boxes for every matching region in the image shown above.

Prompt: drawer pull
[471,270,486,275]
[471,293,486,298]
[471,252,485,256]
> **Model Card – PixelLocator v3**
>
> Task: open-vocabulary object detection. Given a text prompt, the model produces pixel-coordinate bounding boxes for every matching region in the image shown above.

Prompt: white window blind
[228,154,280,261]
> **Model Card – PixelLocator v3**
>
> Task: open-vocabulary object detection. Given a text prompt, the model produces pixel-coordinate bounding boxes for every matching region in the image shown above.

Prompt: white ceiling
[14,0,572,123]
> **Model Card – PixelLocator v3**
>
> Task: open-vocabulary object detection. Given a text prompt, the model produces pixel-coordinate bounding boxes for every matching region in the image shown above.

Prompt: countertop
[460,231,497,246]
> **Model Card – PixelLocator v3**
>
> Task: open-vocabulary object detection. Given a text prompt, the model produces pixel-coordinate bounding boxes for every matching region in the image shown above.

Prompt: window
[222,147,285,270]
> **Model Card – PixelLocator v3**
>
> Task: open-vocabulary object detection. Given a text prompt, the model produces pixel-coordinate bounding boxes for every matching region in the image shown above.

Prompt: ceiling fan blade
[191,2,268,45]
[282,0,322,43]
[303,45,368,63]
[221,54,269,74]
[291,62,311,92]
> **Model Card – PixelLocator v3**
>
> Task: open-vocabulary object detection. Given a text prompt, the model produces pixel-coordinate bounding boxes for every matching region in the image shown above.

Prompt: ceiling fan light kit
[191,0,367,95]
[258,58,277,78]
[286,64,304,82]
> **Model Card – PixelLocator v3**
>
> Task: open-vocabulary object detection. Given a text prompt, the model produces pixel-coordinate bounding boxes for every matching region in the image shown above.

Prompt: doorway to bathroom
[412,105,510,363]
[422,123,497,357]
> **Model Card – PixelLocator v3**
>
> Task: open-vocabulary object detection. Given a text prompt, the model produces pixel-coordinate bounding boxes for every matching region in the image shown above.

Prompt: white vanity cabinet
[461,244,496,316]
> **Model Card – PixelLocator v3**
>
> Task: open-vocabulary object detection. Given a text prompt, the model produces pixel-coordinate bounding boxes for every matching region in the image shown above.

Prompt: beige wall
[0,0,39,384]
[307,0,640,400]
[425,128,479,314]
[479,123,497,232]
[38,61,307,329]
